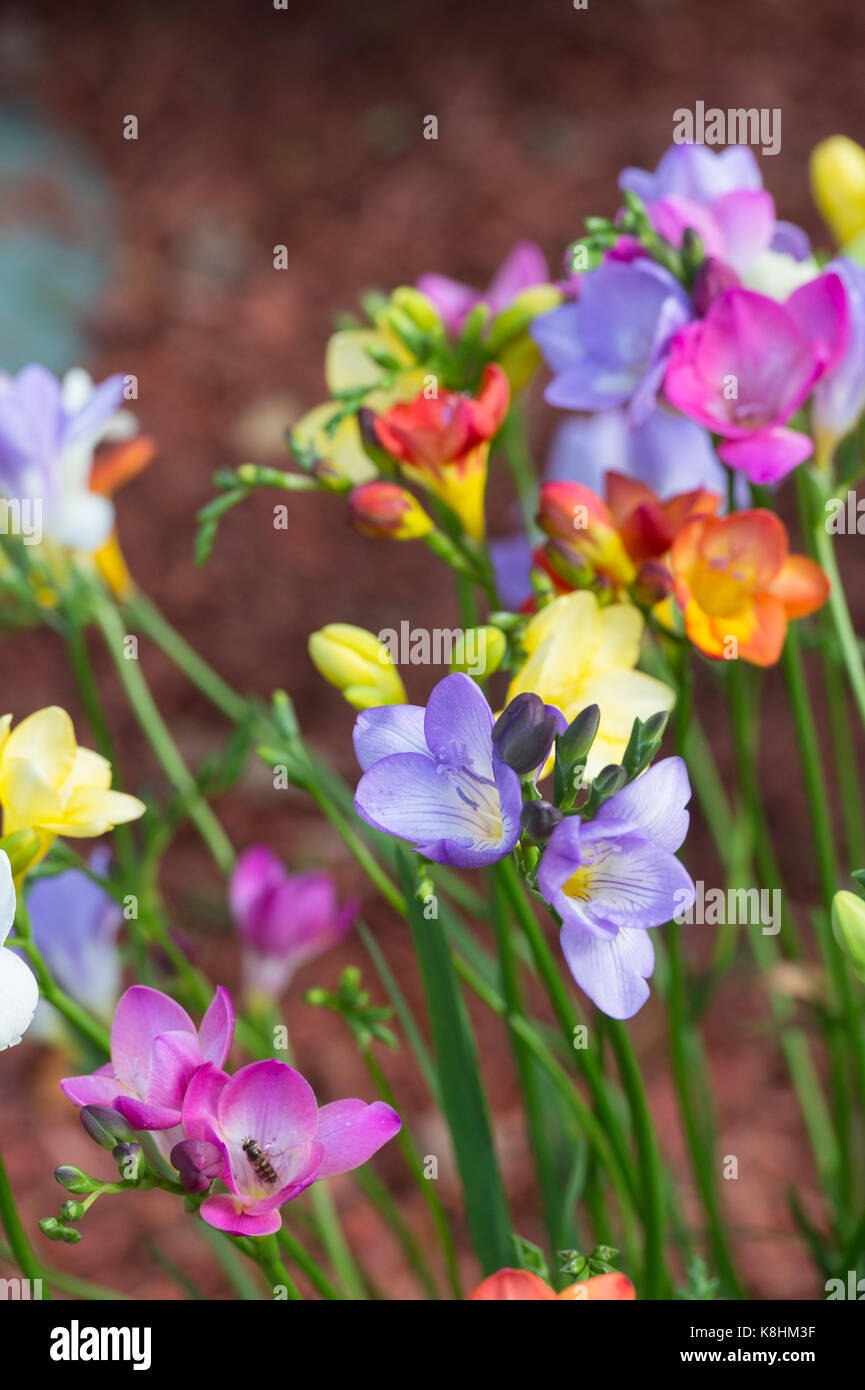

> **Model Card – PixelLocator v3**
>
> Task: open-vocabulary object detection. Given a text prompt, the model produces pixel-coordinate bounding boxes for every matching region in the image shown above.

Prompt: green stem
[93,591,235,875]
[253,1233,302,1299]
[0,1148,51,1297]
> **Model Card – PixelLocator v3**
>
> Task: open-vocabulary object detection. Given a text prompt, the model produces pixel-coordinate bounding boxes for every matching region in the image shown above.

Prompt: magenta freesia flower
[229,847,358,1002]
[61,985,235,1160]
[417,241,549,337]
[537,758,696,1019]
[181,1059,401,1236]
[664,274,849,483]
[353,673,523,868]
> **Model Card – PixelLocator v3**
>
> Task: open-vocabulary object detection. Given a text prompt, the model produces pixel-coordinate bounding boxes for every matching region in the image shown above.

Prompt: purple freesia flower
[538,757,696,1019]
[664,274,849,482]
[531,259,691,425]
[619,143,810,268]
[181,1058,401,1237]
[22,849,122,1041]
[417,241,549,337]
[812,258,865,455]
[229,847,358,1003]
[61,985,235,1162]
[353,673,523,868]
[0,365,125,549]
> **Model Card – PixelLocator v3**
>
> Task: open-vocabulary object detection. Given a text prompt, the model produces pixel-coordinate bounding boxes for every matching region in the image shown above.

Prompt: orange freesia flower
[605,472,721,566]
[373,364,509,541]
[467,1267,636,1301]
[670,510,830,666]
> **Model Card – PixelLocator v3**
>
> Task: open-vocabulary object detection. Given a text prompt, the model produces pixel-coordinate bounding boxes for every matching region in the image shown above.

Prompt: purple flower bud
[80,1104,135,1149]
[520,800,564,843]
[170,1139,224,1194]
[492,693,560,776]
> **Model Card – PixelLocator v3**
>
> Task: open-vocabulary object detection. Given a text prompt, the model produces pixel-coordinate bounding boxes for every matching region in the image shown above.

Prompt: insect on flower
[241,1136,282,1185]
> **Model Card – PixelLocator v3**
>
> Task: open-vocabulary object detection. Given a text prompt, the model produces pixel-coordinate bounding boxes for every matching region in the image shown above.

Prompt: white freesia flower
[0,849,37,1051]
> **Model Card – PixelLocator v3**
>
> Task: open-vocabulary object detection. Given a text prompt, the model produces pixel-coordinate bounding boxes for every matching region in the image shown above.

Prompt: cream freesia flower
[0,849,37,1051]
[0,706,146,863]
[506,591,675,780]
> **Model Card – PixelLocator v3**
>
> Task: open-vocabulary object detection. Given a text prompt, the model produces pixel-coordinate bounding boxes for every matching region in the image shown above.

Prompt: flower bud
[558,705,601,767]
[170,1139,224,1194]
[631,560,673,608]
[60,1200,85,1222]
[832,890,865,982]
[519,800,563,843]
[450,626,506,678]
[810,136,865,246]
[692,256,741,316]
[492,694,560,776]
[592,764,628,799]
[348,482,433,540]
[54,1165,100,1195]
[113,1142,146,1181]
[80,1104,135,1150]
[0,828,42,879]
[308,623,406,710]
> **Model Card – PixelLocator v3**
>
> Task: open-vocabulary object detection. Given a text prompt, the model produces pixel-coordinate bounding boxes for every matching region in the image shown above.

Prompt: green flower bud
[54,1166,99,1195]
[80,1105,135,1149]
[60,1201,85,1222]
[832,890,865,982]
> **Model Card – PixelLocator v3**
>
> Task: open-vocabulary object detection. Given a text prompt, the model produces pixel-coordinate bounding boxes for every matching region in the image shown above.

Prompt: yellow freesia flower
[810,135,865,248]
[0,706,146,865]
[506,591,675,780]
[293,292,439,483]
[308,624,407,710]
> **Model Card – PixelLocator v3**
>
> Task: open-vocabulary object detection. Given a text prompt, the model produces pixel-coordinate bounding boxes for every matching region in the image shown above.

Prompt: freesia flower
[372,363,509,540]
[467,1267,636,1300]
[0,706,145,866]
[21,847,123,1042]
[229,846,358,1003]
[811,259,865,464]
[538,758,696,1017]
[347,481,434,540]
[810,136,865,248]
[181,1058,400,1236]
[531,259,691,426]
[0,848,37,1051]
[0,365,150,555]
[61,984,235,1163]
[670,510,830,666]
[309,623,406,710]
[664,275,849,482]
[417,242,551,337]
[292,290,437,485]
[353,672,523,868]
[506,592,675,779]
[620,142,812,288]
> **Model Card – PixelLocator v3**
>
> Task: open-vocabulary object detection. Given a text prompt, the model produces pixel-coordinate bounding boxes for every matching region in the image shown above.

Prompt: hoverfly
[241,1136,281,1185]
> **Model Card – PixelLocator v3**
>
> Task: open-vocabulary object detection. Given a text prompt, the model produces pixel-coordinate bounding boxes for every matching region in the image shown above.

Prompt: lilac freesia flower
[353,673,523,868]
[21,848,122,1042]
[531,259,691,426]
[181,1058,401,1237]
[619,144,810,273]
[417,241,549,337]
[229,846,358,1002]
[61,985,235,1162]
[812,258,865,456]
[664,274,849,483]
[538,757,696,1019]
[0,364,127,550]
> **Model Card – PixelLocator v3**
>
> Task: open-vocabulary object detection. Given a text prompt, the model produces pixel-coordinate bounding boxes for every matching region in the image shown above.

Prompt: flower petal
[352,704,428,771]
[315,1099,402,1178]
[559,924,656,1019]
[597,756,692,852]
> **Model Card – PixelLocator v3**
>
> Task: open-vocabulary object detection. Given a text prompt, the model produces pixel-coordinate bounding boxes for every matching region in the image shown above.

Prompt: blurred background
[1,0,863,1299]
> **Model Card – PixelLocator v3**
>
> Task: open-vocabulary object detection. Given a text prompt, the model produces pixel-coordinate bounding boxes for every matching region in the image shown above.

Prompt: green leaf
[397,849,513,1273]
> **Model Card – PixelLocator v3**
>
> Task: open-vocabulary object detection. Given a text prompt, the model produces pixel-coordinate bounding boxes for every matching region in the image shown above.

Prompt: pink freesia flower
[182,1059,401,1237]
[664,273,849,483]
[647,190,776,277]
[61,985,234,1160]
[417,241,549,336]
[229,846,358,1003]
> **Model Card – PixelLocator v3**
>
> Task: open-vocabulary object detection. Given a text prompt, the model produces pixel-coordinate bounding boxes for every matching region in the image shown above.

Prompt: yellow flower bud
[308,624,406,710]
[449,626,507,679]
[810,136,865,246]
[831,889,865,982]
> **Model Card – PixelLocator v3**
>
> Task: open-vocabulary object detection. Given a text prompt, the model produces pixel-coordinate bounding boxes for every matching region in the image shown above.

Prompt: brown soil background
[1,0,864,1300]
